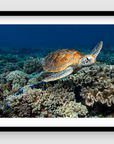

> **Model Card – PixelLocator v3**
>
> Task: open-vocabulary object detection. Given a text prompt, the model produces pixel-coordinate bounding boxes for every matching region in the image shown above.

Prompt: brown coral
[16,103,32,117]
[0,84,11,101]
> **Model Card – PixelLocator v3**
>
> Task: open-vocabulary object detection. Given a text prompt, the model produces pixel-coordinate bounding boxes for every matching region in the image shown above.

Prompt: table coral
[68,65,114,107]
[5,70,29,91]
[6,86,75,117]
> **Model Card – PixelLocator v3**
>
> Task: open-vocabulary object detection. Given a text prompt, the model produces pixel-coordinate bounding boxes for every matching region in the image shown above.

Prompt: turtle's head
[79,41,103,67]
[79,55,96,67]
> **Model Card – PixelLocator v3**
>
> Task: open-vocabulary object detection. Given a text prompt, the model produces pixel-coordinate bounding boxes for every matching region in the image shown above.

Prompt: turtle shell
[42,49,83,72]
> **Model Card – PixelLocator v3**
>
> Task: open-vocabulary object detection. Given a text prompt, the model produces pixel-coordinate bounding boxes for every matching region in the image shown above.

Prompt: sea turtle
[41,41,103,82]
[3,41,103,113]
[13,41,103,97]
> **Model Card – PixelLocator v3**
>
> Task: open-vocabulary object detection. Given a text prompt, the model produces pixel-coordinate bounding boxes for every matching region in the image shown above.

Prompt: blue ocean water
[0,24,114,49]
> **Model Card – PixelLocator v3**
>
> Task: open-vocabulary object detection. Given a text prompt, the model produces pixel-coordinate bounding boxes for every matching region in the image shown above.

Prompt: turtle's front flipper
[42,67,73,82]
[90,41,103,58]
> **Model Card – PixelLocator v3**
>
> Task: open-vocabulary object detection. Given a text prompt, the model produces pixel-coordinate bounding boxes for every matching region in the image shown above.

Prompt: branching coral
[54,100,88,118]
[68,65,114,107]
[6,86,75,117]
[5,70,29,91]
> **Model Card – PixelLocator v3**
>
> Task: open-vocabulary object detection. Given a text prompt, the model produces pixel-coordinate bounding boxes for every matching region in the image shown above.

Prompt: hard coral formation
[0,72,10,84]
[0,62,22,74]
[68,65,114,107]
[97,53,114,65]
[0,84,11,100]
[0,101,5,116]
[16,103,32,117]
[5,70,29,91]
[6,86,75,117]
[23,57,43,74]
[54,100,88,118]
[53,79,75,92]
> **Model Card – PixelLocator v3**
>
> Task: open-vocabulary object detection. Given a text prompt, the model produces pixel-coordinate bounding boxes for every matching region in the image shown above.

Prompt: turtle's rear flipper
[13,81,45,96]
[42,67,74,82]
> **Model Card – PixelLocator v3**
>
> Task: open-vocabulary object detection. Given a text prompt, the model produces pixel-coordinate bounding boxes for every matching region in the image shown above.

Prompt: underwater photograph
[1,24,114,118]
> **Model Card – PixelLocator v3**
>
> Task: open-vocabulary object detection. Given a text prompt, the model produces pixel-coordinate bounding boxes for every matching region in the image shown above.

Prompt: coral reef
[0,72,10,84]
[6,86,75,117]
[0,84,11,100]
[16,103,32,117]
[4,54,21,63]
[17,61,24,69]
[0,101,5,116]
[68,65,114,107]
[0,62,22,74]
[97,53,114,65]
[54,100,88,118]
[5,70,29,91]
[23,57,43,74]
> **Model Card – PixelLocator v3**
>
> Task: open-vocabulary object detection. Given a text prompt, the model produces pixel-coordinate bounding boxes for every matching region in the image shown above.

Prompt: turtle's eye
[86,57,91,61]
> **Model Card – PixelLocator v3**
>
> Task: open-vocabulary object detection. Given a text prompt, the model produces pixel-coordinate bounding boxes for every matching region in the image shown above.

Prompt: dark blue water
[0,24,114,49]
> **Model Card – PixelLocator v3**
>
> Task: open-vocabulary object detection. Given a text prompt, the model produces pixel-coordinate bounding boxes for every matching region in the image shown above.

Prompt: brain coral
[23,57,43,74]
[54,100,88,118]
[6,86,75,118]
[68,65,114,107]
[5,70,29,91]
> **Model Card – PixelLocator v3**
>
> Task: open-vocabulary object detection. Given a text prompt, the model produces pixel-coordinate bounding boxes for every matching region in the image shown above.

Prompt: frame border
[0,11,114,16]
[0,127,114,132]
[0,11,114,132]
